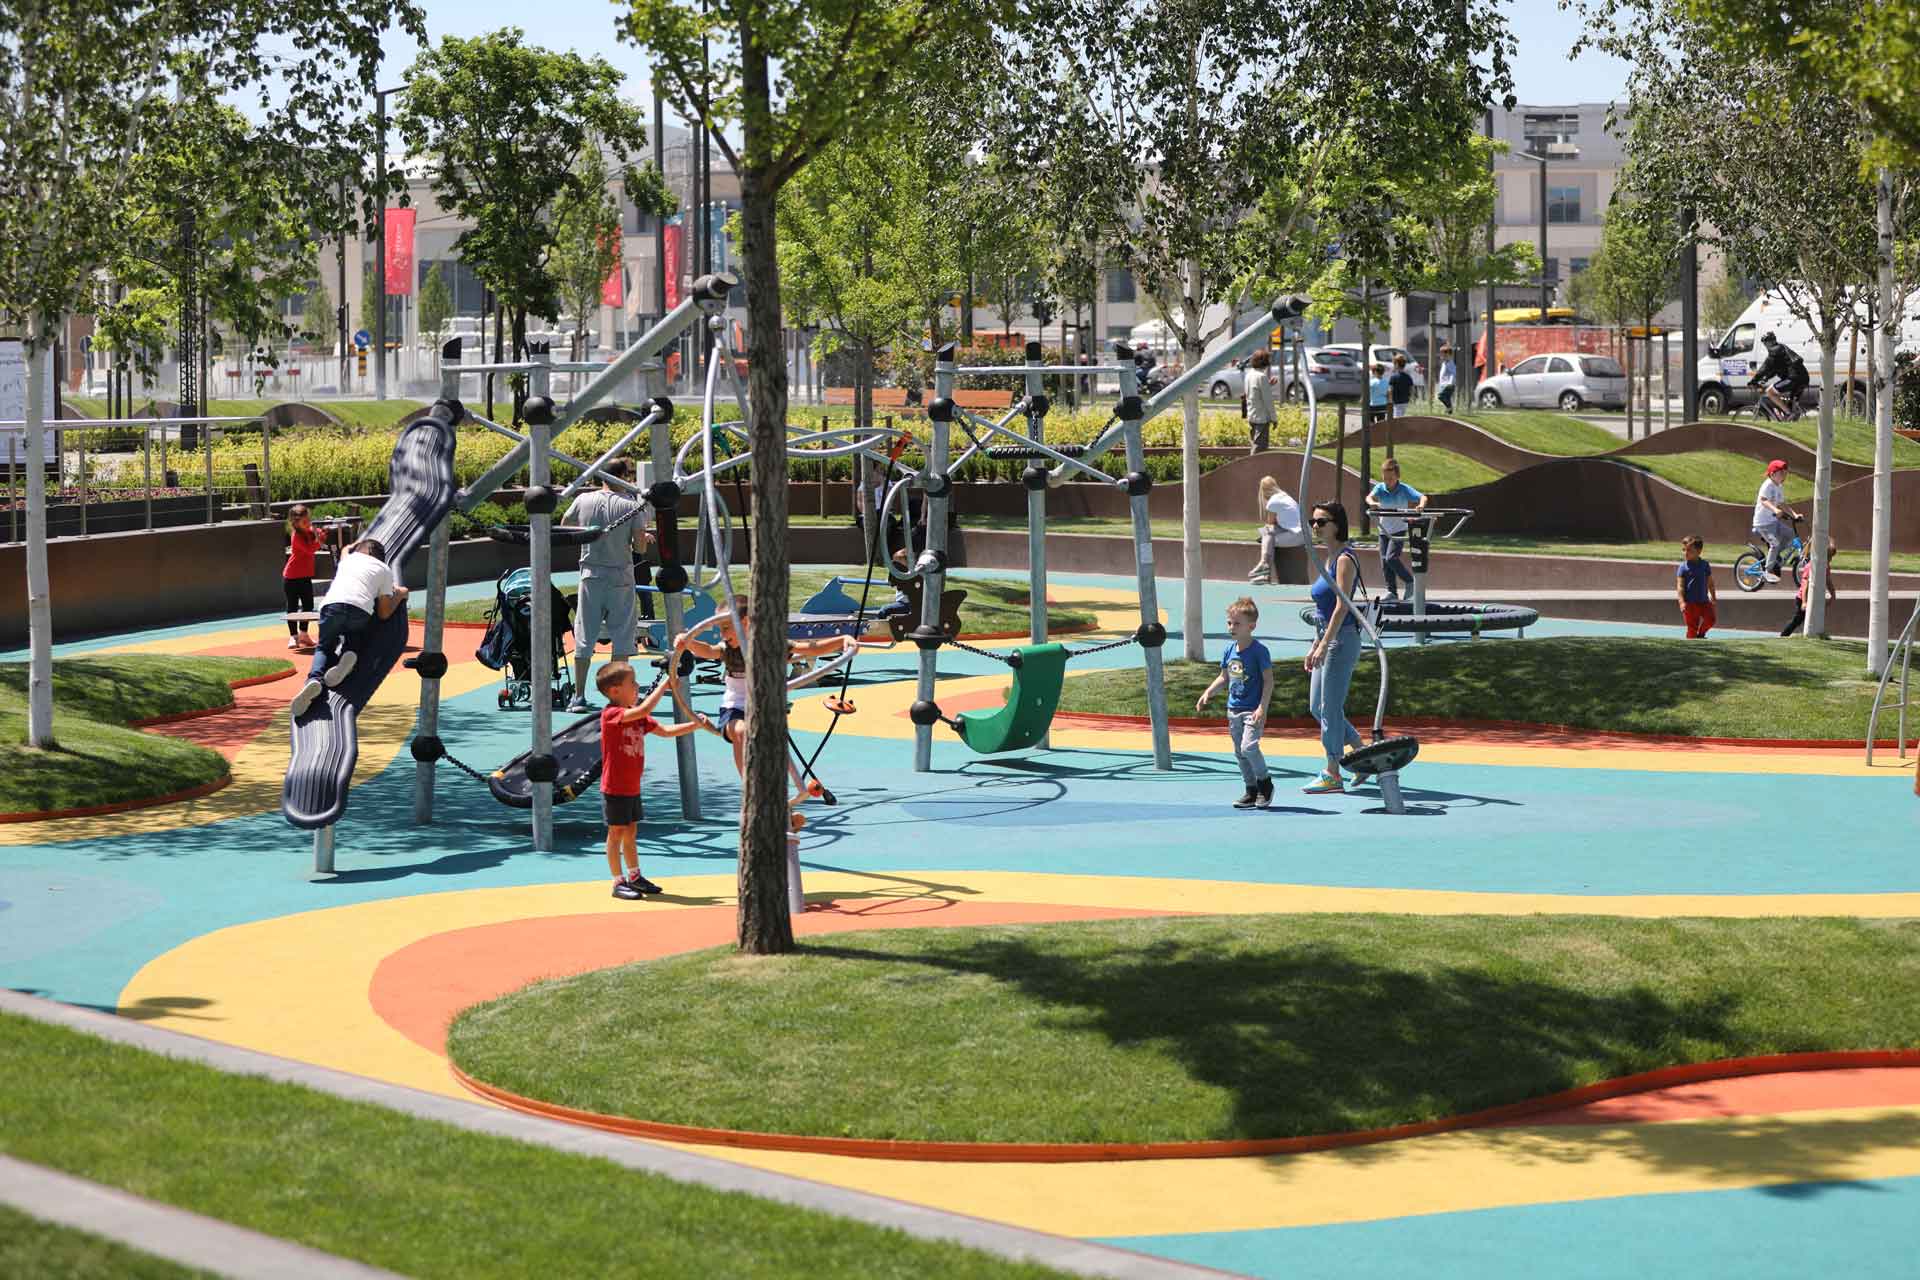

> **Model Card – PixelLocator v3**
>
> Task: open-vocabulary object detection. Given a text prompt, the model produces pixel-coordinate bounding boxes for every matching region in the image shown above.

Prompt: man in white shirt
[564,458,651,711]
[290,537,408,716]
[1751,459,1800,582]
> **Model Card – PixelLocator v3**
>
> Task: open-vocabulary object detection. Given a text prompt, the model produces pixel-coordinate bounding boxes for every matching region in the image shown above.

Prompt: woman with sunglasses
[1302,502,1365,794]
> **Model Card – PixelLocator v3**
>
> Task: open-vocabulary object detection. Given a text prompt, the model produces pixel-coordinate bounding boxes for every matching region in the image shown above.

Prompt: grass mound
[1445,534,1920,575]
[1057,637,1886,740]
[1447,409,1623,456]
[443,569,1099,635]
[449,914,1920,1145]
[0,1204,211,1279]
[0,1012,1065,1279]
[0,655,288,815]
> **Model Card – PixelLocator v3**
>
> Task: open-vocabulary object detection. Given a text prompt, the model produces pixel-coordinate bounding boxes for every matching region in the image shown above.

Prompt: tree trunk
[1807,330,1838,638]
[24,334,55,747]
[1870,168,1896,675]
[735,54,796,955]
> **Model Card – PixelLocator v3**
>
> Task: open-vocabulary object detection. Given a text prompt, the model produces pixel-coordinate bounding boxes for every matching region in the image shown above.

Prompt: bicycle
[1733,514,1806,593]
[1736,379,1808,423]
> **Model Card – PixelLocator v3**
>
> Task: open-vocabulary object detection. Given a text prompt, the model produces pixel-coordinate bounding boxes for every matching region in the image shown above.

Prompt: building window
[1570,256,1591,275]
[1523,112,1580,154]
[1542,257,1559,283]
[1105,267,1136,304]
[1546,186,1582,224]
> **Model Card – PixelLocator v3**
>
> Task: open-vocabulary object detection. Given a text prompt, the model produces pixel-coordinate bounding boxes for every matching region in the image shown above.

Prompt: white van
[1695,286,1920,416]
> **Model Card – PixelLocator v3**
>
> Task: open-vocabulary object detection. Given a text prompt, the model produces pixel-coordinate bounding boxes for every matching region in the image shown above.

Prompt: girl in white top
[1249,476,1304,583]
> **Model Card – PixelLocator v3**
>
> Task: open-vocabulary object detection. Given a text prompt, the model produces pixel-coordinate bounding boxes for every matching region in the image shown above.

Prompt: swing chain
[1061,635,1140,659]
[945,636,1013,664]
[437,748,496,787]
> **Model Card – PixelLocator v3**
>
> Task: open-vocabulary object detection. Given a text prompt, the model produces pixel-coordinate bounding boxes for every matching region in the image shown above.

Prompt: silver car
[1474,352,1627,411]
[1325,343,1426,390]
[1278,346,1366,402]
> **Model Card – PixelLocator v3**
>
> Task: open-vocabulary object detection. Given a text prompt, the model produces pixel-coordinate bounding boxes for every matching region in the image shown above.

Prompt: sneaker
[286,636,299,649]
[323,649,357,687]
[612,880,643,901]
[633,875,664,896]
[1233,790,1259,809]
[566,699,593,714]
[1763,571,1781,583]
[289,679,324,718]
[1302,773,1344,795]
[1255,779,1273,809]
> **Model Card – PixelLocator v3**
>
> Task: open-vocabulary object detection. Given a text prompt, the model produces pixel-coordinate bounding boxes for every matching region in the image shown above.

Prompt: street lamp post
[372,84,403,401]
[1521,142,1580,323]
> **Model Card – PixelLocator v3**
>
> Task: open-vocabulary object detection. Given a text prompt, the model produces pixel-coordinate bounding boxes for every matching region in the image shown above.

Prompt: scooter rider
[1748,332,1809,419]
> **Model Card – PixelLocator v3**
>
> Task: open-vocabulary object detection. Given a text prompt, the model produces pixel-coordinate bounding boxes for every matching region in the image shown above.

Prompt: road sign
[353,329,372,350]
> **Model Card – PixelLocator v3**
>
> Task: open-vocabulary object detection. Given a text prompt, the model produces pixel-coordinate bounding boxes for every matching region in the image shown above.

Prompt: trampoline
[1296,599,1539,637]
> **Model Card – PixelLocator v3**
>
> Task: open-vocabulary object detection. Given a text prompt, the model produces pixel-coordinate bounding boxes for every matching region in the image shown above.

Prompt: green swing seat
[954,643,1069,754]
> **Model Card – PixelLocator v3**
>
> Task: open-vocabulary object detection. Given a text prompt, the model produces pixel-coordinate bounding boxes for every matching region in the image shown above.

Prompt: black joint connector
[523,484,557,515]
[928,397,956,423]
[1123,470,1152,497]
[1112,340,1135,361]
[909,625,947,651]
[441,336,462,360]
[692,271,740,301]
[1117,396,1144,420]
[1024,341,1043,361]
[936,341,958,362]
[923,473,951,499]
[522,395,556,426]
[405,651,449,680]
[1005,650,1024,669]
[646,480,681,508]
[909,699,944,726]
[656,563,689,594]
[651,396,675,419]
[1136,622,1168,649]
[436,397,466,425]
[1023,465,1049,491]
[410,734,445,763]
[525,753,559,784]
[676,649,698,678]
[1028,394,1051,418]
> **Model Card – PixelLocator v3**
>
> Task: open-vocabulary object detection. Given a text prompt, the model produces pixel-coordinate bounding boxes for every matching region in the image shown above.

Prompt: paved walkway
[4,567,1917,1278]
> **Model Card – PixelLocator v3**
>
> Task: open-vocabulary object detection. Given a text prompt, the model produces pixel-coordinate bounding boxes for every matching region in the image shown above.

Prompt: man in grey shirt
[564,457,651,710]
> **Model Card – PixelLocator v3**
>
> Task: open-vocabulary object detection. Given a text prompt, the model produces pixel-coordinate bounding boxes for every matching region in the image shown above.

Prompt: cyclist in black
[1748,332,1809,419]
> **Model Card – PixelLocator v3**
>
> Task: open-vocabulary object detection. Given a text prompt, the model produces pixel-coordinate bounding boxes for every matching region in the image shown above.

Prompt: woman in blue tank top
[1303,502,1365,794]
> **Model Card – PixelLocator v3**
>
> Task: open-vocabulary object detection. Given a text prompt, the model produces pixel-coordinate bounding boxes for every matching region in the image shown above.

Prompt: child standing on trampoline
[1196,597,1274,809]
[597,660,704,900]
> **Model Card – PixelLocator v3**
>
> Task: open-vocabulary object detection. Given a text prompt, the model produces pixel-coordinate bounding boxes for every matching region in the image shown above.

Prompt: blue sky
[377,0,1628,109]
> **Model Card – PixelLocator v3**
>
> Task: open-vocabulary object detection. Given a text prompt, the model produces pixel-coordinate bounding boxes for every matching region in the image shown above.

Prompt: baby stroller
[475,568,576,710]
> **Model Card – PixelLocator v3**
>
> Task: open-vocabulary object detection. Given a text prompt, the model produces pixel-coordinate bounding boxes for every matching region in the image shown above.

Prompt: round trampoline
[1297,599,1537,636]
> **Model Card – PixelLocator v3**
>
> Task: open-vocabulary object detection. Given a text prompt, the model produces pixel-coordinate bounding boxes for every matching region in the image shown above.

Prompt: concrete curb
[0,1154,404,1280]
[0,991,1234,1280]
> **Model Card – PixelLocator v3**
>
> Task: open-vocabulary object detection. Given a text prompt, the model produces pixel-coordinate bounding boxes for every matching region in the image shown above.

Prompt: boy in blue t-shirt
[1196,597,1275,809]
[1676,535,1717,638]
[1367,458,1427,600]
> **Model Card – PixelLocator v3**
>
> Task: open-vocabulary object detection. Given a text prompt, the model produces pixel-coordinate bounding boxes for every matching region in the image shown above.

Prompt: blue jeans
[309,602,372,679]
[1226,709,1269,788]
[1309,623,1364,770]
[1378,533,1415,595]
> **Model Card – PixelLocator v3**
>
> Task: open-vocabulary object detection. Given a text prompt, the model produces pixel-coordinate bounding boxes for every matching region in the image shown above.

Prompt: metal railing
[1866,602,1918,766]
[2,415,269,542]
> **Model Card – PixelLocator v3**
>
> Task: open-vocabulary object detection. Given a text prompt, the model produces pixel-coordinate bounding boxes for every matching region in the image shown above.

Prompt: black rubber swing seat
[1342,735,1420,776]
[983,444,1087,460]
[1296,600,1539,634]
[487,524,607,547]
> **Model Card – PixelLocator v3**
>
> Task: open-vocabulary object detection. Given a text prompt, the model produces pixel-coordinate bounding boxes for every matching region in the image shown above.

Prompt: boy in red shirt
[596,660,704,900]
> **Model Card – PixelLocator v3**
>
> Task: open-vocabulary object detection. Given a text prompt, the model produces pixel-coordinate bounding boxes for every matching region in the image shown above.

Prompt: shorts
[714,706,746,736]
[603,791,642,826]
[576,573,637,656]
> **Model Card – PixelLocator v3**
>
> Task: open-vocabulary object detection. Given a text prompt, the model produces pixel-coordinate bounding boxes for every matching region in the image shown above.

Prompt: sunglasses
[1308,517,1334,527]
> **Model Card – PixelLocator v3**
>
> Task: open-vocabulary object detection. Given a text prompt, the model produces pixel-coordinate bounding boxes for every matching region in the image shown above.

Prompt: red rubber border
[441,620,1099,641]
[127,667,298,728]
[452,1049,1920,1164]
[0,776,231,825]
[1054,709,1908,751]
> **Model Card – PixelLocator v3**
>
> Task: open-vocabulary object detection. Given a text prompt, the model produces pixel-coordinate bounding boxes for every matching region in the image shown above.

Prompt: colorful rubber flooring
[5,568,1919,1278]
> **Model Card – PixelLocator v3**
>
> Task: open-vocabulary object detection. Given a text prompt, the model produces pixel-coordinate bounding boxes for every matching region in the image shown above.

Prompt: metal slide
[282,401,462,830]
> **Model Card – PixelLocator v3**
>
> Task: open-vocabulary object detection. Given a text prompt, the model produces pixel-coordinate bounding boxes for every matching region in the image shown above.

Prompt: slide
[282,400,462,830]
[486,713,603,809]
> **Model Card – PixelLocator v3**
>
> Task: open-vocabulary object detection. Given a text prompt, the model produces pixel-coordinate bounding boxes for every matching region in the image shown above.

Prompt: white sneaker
[289,679,324,718]
[1763,571,1781,583]
[286,636,299,649]
[324,649,357,686]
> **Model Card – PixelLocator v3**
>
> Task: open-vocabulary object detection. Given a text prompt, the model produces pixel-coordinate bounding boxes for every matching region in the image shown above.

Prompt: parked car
[1206,361,1247,400]
[1277,345,1366,402]
[1474,352,1627,410]
[1324,343,1426,390]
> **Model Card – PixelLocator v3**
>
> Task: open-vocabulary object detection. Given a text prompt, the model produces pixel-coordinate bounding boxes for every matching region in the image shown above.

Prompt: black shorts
[603,792,642,826]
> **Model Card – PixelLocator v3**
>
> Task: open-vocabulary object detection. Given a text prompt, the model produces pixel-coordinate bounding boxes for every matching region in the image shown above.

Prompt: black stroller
[475,568,576,710]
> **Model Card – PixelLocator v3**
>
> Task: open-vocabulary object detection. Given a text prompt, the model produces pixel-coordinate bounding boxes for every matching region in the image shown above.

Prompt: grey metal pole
[528,350,555,851]
[414,344,463,825]
[142,426,151,532]
[373,90,389,403]
[313,826,334,876]
[77,432,86,536]
[1537,157,1549,322]
[1662,329,1672,431]
[1484,108,1498,384]
[1117,350,1172,770]
[1680,206,1699,419]
[647,356,700,820]
[203,421,214,524]
[913,347,956,772]
[1022,341,1049,749]
[261,411,272,510]
[8,434,16,543]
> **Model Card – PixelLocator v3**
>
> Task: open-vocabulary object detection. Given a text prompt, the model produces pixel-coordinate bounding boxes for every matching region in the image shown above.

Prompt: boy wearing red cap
[1751,460,1800,582]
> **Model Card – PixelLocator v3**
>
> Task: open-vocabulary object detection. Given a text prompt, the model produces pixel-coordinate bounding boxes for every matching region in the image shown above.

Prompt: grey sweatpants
[1226,710,1269,788]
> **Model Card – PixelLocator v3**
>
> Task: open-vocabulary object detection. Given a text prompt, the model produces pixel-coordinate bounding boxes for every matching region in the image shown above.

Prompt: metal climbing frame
[1866,601,1919,767]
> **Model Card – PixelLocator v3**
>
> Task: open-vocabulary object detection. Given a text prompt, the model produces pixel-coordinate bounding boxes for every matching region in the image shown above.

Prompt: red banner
[601,231,623,307]
[384,207,416,296]
[664,221,683,310]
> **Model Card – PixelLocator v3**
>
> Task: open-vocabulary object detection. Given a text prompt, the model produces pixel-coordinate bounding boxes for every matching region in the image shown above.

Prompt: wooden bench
[818,387,1014,413]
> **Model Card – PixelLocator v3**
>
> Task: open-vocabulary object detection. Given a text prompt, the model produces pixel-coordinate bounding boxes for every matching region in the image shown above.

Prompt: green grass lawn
[0,1204,212,1279]
[1614,450,1816,505]
[1739,414,1920,469]
[449,914,1920,1145]
[1445,408,1624,456]
[1058,637,1888,739]
[443,568,1098,634]
[0,655,288,814]
[64,397,429,432]
[0,1012,1066,1280]
[1445,533,1920,574]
